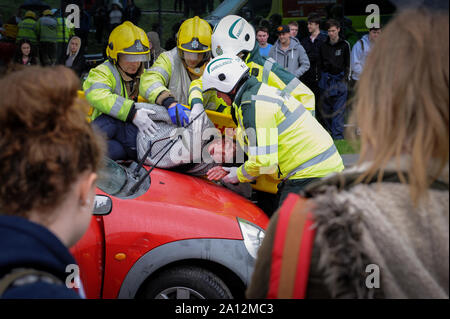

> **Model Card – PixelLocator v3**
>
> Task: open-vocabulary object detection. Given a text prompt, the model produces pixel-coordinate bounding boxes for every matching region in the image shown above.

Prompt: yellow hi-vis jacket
[233,77,343,183]
[82,60,135,122]
[188,45,316,115]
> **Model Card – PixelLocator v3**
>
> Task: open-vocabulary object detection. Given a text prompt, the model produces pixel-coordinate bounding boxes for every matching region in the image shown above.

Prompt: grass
[334,139,360,154]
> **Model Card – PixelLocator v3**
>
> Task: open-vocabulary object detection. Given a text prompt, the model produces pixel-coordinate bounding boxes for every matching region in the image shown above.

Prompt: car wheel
[140,266,233,299]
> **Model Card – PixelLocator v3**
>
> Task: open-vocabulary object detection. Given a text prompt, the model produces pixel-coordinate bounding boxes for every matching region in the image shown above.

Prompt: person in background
[288,21,298,38]
[318,19,350,140]
[36,9,58,66]
[269,25,310,80]
[55,9,75,61]
[256,26,272,58]
[0,66,105,299]
[247,8,448,299]
[124,0,141,26]
[146,31,165,68]
[350,26,381,84]
[12,39,40,66]
[16,11,38,46]
[58,36,86,78]
[301,12,328,129]
[108,0,123,33]
[93,0,107,44]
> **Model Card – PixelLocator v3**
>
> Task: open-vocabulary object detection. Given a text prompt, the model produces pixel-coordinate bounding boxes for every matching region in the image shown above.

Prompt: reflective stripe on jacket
[233,77,343,183]
[56,17,75,43]
[16,18,37,44]
[140,47,192,105]
[247,47,315,115]
[187,45,315,115]
[82,60,134,122]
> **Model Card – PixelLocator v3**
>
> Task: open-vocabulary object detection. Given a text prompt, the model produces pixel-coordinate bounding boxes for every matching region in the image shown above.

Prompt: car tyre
[139,265,233,299]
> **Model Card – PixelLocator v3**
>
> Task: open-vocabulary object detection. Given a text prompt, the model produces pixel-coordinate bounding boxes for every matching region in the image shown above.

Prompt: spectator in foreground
[247,8,449,299]
[0,66,105,298]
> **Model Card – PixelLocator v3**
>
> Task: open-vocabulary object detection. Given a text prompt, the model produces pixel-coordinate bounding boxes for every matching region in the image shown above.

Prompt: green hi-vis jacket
[233,77,343,183]
[83,61,135,122]
[56,17,75,43]
[16,18,38,44]
[36,16,57,43]
[188,45,316,115]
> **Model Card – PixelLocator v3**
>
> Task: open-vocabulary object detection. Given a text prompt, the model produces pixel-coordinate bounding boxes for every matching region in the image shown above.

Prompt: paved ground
[342,154,360,168]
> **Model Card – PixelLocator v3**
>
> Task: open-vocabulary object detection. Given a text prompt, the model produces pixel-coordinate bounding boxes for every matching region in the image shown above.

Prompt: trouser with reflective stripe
[93,114,138,161]
[276,177,319,208]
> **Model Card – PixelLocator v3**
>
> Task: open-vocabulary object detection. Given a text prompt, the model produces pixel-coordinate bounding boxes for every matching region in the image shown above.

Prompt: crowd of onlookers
[252,11,380,140]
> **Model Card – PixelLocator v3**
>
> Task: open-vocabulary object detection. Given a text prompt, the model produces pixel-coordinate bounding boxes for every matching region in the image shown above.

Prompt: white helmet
[211,15,256,58]
[203,54,249,93]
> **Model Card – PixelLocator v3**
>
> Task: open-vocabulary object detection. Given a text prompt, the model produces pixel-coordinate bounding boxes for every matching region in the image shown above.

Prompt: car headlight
[238,218,265,259]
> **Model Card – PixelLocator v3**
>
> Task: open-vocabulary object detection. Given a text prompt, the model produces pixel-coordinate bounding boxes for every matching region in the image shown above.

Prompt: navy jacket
[0,215,81,299]
[319,37,351,80]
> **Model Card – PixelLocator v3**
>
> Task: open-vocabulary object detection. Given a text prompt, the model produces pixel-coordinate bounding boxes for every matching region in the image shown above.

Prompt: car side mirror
[93,195,112,216]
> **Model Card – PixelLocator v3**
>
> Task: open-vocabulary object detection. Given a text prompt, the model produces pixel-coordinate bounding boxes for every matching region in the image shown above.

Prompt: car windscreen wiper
[128,109,206,195]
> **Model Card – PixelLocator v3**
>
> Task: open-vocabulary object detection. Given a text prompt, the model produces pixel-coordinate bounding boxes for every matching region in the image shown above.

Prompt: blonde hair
[351,9,449,205]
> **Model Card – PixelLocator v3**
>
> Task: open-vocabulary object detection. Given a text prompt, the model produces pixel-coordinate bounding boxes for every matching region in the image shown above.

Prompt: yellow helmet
[24,11,37,20]
[177,16,212,53]
[42,9,53,16]
[106,21,150,64]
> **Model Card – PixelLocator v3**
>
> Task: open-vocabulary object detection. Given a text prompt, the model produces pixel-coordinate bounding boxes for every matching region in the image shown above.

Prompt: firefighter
[203,55,344,206]
[188,15,316,117]
[83,21,158,161]
[139,16,214,127]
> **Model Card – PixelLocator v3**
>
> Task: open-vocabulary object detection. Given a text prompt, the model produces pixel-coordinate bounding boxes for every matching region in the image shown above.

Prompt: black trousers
[277,177,319,207]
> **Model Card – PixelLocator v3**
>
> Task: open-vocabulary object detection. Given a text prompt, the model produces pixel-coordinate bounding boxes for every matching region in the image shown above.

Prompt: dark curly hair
[0,66,105,217]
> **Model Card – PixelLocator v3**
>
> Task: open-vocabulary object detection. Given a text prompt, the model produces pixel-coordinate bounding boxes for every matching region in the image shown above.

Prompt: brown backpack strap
[267,193,316,298]
[0,268,63,297]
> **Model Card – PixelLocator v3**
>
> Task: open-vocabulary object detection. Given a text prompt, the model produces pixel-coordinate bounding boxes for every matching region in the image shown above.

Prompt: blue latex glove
[168,103,190,127]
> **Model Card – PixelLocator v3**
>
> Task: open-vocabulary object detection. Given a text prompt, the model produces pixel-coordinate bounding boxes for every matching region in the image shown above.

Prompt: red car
[71,158,269,299]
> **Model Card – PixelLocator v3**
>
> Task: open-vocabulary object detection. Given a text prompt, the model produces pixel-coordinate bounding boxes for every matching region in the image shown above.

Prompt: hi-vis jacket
[188,45,316,115]
[233,77,343,183]
[16,17,38,44]
[139,47,211,107]
[83,60,135,122]
[36,15,57,43]
[56,17,75,44]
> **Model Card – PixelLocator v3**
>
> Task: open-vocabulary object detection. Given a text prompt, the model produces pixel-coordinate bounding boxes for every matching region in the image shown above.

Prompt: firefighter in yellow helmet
[83,21,158,161]
[139,16,213,127]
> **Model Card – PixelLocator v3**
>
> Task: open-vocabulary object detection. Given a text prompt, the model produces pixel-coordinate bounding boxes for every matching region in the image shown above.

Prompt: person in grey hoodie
[269,25,310,79]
